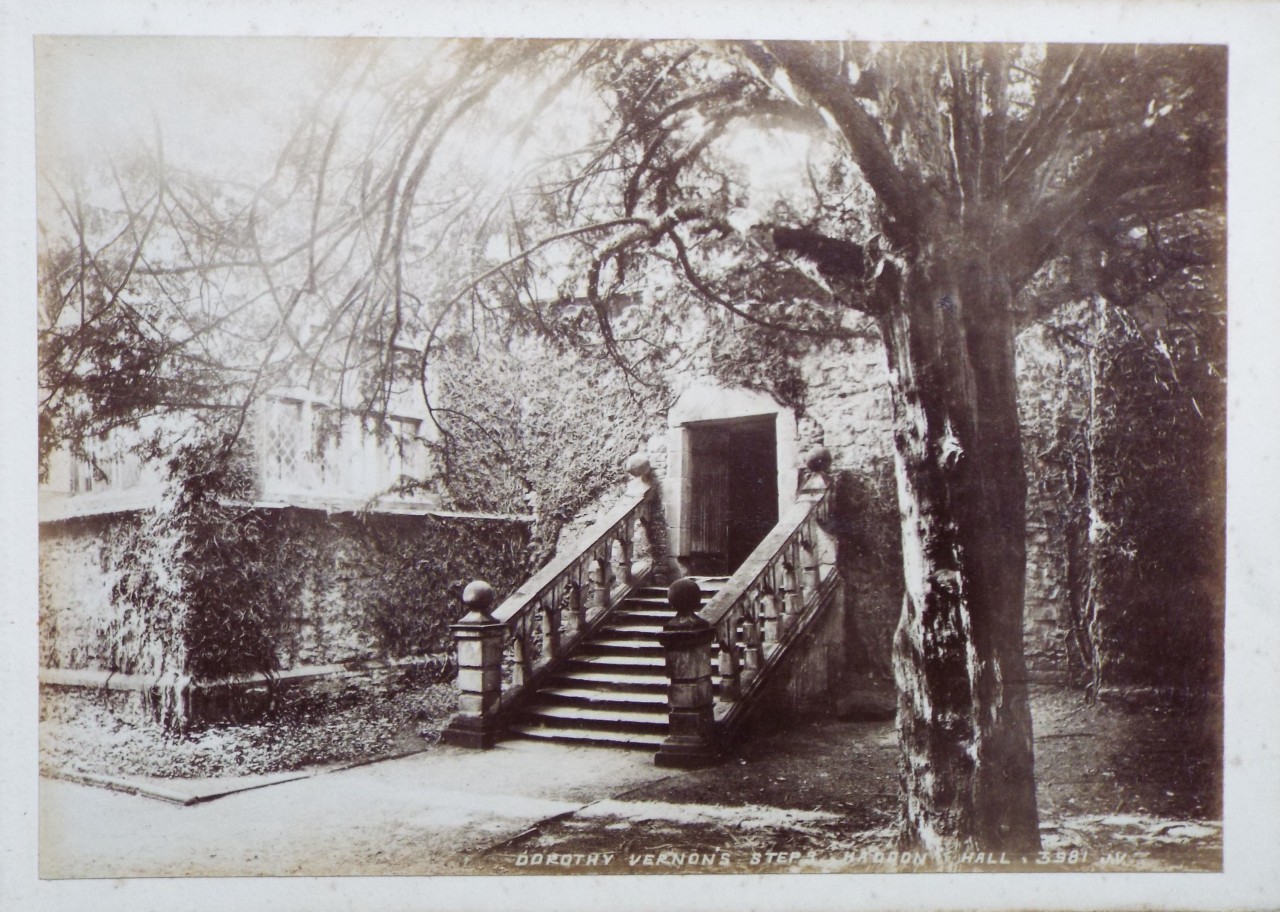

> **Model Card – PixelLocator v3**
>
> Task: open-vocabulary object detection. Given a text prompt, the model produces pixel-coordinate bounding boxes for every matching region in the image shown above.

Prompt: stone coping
[38,494,533,525]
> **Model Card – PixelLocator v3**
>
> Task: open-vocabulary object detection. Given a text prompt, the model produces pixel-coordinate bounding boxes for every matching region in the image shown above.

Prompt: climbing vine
[1021,281,1225,697]
[93,432,531,729]
[432,329,665,563]
[706,314,809,413]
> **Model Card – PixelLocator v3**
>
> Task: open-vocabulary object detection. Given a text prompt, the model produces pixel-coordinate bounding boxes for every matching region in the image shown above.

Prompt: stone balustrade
[444,453,655,747]
[691,447,839,742]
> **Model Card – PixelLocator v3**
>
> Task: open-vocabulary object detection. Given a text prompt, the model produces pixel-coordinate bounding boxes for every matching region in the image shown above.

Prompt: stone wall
[793,335,901,678]
[34,310,1087,697]
[39,507,530,676]
[38,306,1103,733]
[756,581,849,715]
[650,313,1077,679]
[39,514,122,671]
[1016,325,1085,676]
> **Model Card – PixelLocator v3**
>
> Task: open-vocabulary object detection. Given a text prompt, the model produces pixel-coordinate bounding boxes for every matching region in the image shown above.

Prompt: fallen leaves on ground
[40,682,457,780]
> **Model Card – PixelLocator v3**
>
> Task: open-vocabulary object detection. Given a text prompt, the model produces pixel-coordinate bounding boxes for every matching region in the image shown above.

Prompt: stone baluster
[716,623,741,702]
[540,589,561,660]
[801,533,820,593]
[656,578,719,768]
[741,593,763,679]
[612,525,632,587]
[781,551,802,634]
[512,615,531,686]
[795,539,811,605]
[564,576,585,638]
[443,581,505,749]
[760,577,780,647]
[589,552,610,611]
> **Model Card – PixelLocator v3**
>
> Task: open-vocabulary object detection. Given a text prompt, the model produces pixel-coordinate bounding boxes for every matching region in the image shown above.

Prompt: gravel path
[39,738,671,878]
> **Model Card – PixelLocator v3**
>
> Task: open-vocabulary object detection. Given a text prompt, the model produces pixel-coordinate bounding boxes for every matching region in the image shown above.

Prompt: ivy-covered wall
[429,304,906,680]
[432,333,668,565]
[39,506,529,677]
[1018,322,1090,677]
[40,513,120,672]
[1086,308,1225,693]
[43,291,1223,707]
[1016,300,1226,693]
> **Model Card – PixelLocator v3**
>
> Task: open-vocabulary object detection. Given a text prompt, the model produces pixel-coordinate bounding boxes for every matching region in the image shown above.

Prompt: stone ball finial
[461,579,497,622]
[625,452,652,478]
[668,577,703,616]
[804,445,833,474]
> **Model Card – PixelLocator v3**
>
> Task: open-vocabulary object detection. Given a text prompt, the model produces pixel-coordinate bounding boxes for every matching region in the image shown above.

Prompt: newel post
[800,444,836,579]
[800,445,832,498]
[442,580,505,749]
[655,578,720,768]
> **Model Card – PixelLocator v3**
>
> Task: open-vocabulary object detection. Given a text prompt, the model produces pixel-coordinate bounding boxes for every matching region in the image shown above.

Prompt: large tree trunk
[881,261,1040,853]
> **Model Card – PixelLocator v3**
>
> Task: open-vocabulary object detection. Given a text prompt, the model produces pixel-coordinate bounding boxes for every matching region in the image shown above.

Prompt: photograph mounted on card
[32,23,1227,884]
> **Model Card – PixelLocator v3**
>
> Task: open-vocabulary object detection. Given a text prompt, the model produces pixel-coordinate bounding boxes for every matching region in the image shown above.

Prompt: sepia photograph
[5,1,1280,910]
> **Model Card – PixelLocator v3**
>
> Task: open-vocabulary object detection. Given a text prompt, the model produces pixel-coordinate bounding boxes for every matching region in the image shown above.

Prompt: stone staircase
[507,577,728,748]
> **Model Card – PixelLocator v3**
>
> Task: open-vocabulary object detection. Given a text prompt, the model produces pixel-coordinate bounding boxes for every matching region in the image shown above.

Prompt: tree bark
[882,260,1040,853]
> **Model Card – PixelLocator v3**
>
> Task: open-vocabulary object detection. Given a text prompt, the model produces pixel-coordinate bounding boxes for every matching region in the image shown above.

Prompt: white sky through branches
[37,37,328,176]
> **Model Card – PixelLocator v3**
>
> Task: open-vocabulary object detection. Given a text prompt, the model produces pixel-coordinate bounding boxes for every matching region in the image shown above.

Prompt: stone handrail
[698,473,835,718]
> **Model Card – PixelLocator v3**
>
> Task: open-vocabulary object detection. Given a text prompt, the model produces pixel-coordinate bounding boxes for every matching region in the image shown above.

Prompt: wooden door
[684,417,777,574]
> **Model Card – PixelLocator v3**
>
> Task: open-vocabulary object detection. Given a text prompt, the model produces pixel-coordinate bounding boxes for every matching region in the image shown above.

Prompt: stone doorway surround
[662,383,799,578]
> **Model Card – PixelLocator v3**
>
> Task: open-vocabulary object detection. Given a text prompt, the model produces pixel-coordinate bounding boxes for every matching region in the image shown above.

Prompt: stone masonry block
[668,678,713,708]
[664,648,712,682]
[457,666,502,693]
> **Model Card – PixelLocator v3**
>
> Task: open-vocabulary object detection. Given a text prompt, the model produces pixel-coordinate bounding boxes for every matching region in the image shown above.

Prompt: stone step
[611,602,675,617]
[551,669,669,689]
[600,623,666,637]
[552,669,724,690]
[611,617,680,630]
[625,583,725,604]
[505,723,666,749]
[505,575,734,750]
[570,653,666,668]
[623,595,678,607]
[539,686,669,706]
[521,703,669,728]
[588,638,665,654]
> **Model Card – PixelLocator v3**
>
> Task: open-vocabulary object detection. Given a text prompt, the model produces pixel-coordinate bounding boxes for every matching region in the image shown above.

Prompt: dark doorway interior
[685,416,778,575]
